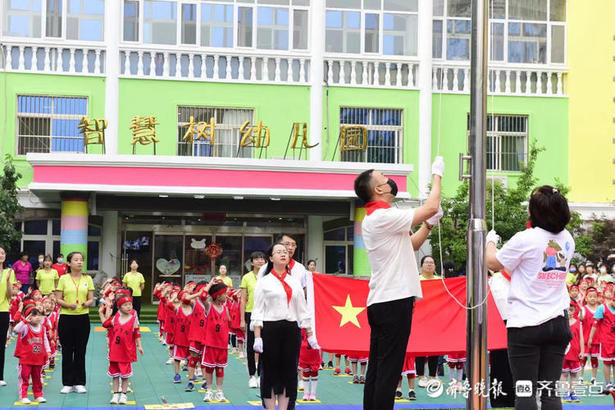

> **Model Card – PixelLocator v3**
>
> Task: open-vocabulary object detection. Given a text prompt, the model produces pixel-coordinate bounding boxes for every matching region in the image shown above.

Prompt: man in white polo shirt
[355,157,444,410]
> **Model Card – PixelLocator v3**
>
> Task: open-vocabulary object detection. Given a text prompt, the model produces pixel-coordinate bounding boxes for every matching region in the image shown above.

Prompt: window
[467,114,528,171]
[433,0,566,64]
[144,0,177,45]
[323,225,354,275]
[257,7,289,50]
[202,3,234,47]
[177,106,254,158]
[3,0,105,41]
[17,95,88,155]
[326,0,418,55]
[124,0,139,41]
[339,107,403,164]
[123,0,308,50]
[2,0,42,38]
[66,0,105,41]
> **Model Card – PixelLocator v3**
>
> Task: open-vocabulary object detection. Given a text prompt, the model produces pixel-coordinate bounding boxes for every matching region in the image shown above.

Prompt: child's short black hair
[209,282,227,298]
[250,251,266,261]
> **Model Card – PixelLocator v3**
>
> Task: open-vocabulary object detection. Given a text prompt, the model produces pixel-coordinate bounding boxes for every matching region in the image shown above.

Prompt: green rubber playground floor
[0,324,613,409]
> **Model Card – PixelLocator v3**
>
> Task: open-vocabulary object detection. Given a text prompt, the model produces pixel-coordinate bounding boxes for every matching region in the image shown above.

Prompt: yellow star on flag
[332,295,366,328]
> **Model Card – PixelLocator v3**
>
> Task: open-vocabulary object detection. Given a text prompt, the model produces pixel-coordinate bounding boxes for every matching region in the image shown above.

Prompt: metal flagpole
[466,0,489,408]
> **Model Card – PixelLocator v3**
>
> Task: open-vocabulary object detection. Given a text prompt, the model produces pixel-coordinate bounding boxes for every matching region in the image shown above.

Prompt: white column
[417,1,433,198]
[307,215,324,269]
[308,1,325,161]
[104,0,121,155]
[101,211,119,281]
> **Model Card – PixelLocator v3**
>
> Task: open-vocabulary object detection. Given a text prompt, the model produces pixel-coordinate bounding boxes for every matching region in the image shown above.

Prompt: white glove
[307,335,320,350]
[253,337,263,353]
[486,230,501,246]
[431,156,445,177]
[427,206,443,225]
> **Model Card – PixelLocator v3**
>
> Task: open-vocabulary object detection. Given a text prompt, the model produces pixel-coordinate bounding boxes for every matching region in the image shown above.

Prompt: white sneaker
[418,376,427,388]
[110,393,120,404]
[0,380,6,386]
[36,397,47,403]
[298,378,304,390]
[239,352,245,359]
[74,385,87,393]
[215,390,226,402]
[248,376,258,388]
[20,398,31,404]
[165,357,174,365]
[203,390,213,402]
[60,385,73,394]
[119,393,128,404]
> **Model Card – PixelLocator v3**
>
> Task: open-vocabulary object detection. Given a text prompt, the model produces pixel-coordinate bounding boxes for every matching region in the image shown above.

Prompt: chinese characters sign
[130,116,160,154]
[78,116,107,153]
[183,116,215,145]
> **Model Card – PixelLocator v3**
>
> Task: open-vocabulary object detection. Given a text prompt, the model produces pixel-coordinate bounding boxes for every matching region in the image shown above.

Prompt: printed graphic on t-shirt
[542,240,568,272]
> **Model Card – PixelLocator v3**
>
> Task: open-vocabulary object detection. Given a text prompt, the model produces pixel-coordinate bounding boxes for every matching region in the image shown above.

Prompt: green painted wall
[432,94,569,196]
[0,73,106,186]
[323,87,421,197]
[118,79,310,157]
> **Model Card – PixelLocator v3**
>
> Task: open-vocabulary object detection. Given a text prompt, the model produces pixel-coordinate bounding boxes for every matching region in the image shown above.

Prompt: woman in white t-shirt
[486,186,574,410]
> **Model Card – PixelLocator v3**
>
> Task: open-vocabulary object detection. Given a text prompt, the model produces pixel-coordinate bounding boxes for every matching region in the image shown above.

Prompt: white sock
[310,377,318,397]
[302,377,310,395]
[457,368,464,382]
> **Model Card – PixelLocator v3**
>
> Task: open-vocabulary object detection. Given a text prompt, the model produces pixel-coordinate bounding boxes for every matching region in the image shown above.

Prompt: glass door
[184,235,213,284]
[153,235,184,289]
[121,231,153,303]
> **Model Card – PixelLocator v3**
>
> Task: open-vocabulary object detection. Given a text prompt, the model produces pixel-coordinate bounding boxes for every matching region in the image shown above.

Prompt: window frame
[175,105,255,159]
[433,0,567,65]
[467,113,529,172]
[325,1,419,57]
[323,225,354,275]
[15,94,89,156]
[338,106,404,164]
[120,0,310,53]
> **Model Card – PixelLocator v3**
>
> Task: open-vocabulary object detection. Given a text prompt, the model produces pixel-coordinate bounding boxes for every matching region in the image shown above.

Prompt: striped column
[353,206,371,277]
[61,197,89,268]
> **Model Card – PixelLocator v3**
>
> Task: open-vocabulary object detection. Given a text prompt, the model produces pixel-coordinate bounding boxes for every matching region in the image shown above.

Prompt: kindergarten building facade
[1,0,613,302]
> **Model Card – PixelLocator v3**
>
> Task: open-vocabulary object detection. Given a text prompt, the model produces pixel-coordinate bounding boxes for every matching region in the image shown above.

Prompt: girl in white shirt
[486,185,575,410]
[250,243,319,410]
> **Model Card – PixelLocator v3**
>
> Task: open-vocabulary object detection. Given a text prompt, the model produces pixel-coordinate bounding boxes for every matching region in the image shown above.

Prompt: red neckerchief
[501,269,511,281]
[365,201,391,216]
[271,269,292,306]
[288,259,296,271]
[365,201,412,236]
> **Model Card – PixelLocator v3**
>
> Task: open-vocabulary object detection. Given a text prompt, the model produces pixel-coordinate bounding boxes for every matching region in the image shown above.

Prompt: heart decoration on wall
[156,258,181,275]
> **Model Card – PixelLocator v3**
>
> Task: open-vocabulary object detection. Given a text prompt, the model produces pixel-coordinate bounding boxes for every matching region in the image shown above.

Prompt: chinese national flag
[314,273,507,356]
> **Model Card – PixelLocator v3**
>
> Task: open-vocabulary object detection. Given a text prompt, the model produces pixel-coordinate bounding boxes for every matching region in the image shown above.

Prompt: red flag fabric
[314,273,507,356]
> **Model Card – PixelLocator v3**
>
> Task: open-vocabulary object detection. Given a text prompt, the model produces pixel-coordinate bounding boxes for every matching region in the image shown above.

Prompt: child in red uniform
[299,329,321,401]
[396,354,417,401]
[348,355,368,384]
[153,282,168,345]
[447,351,466,392]
[171,291,193,384]
[13,307,50,404]
[186,283,210,392]
[561,299,584,402]
[201,282,231,403]
[229,289,245,358]
[581,287,600,383]
[588,293,615,390]
[102,295,144,405]
[162,286,180,365]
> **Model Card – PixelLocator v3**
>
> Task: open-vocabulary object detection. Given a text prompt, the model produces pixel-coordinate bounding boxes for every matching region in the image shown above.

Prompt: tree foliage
[432,140,586,271]
[0,154,24,250]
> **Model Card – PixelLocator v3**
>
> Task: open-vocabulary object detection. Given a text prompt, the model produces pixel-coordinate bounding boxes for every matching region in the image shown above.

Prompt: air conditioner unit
[487,175,508,188]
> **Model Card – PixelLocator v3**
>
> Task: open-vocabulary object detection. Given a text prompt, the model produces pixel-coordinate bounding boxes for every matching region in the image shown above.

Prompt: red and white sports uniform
[447,351,467,369]
[596,303,615,363]
[172,305,193,360]
[153,289,166,332]
[201,303,230,368]
[229,298,245,342]
[13,321,50,400]
[563,320,583,373]
[104,313,141,378]
[164,300,178,346]
[583,305,600,357]
[401,355,416,376]
[299,329,321,373]
[188,299,207,354]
